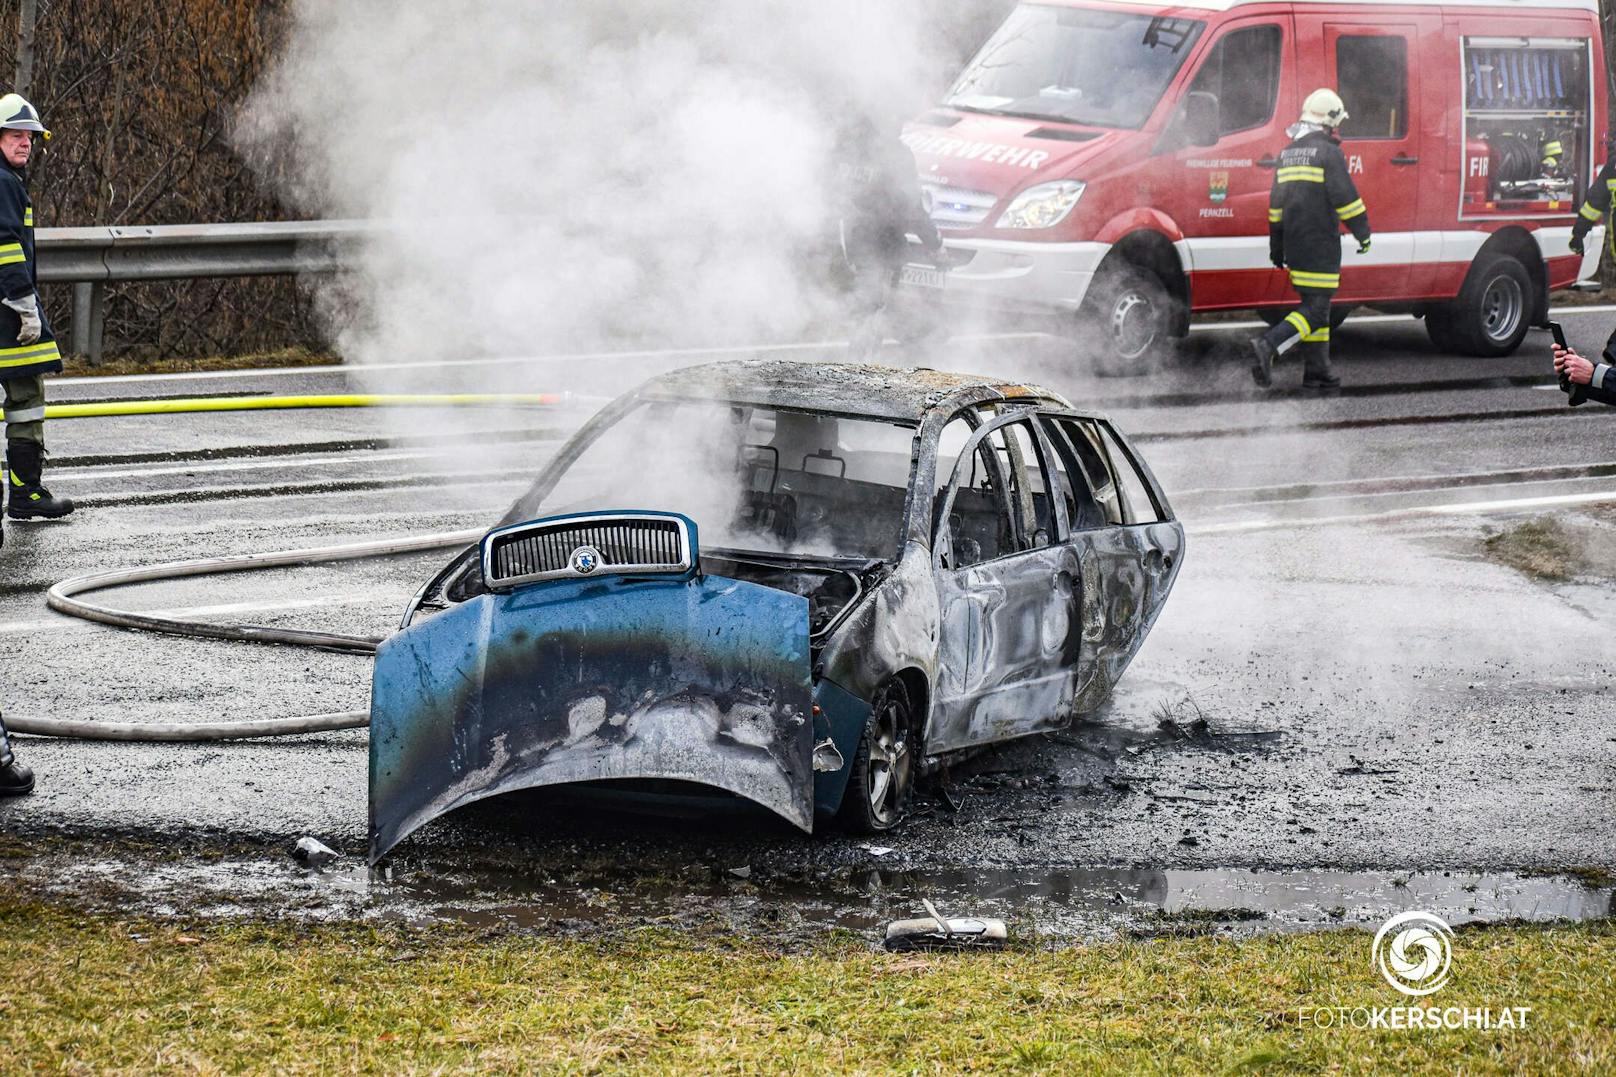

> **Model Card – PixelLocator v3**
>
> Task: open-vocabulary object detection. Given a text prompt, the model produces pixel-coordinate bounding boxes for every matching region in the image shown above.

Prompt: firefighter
[1250,89,1373,390]
[0,93,73,520]
[1569,135,1616,261]
[835,113,945,362]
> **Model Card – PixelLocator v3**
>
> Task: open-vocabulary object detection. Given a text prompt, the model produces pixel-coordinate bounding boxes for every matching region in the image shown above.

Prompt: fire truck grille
[923,184,999,229]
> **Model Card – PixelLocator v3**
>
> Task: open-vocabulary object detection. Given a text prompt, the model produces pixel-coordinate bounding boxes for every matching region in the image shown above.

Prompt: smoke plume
[240,0,957,388]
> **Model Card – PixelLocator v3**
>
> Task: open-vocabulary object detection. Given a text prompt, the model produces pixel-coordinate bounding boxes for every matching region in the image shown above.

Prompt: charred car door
[929,412,1083,753]
[1037,413,1184,710]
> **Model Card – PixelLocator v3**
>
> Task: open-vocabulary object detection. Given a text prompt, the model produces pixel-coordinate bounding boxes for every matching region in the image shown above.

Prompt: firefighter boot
[1300,341,1340,390]
[0,719,31,797]
[0,758,32,795]
[1249,336,1276,388]
[5,439,74,519]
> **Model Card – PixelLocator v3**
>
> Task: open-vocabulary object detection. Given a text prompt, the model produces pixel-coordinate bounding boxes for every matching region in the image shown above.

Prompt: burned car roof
[634,359,1072,422]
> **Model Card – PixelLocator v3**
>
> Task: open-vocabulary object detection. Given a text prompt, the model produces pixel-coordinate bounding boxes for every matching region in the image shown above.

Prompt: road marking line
[1192,488,1616,534]
[48,333,1046,388]
[1174,461,1616,498]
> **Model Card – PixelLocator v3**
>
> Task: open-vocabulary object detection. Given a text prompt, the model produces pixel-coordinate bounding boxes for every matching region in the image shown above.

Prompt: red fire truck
[906,0,1610,367]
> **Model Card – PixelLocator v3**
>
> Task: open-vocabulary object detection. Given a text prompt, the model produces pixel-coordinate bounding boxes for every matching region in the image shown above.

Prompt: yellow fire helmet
[0,94,51,141]
[1299,88,1349,128]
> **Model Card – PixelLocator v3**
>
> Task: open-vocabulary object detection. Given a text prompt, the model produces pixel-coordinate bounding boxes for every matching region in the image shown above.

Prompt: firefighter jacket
[1267,130,1372,290]
[0,159,60,380]
[835,127,941,274]
[1571,158,1616,254]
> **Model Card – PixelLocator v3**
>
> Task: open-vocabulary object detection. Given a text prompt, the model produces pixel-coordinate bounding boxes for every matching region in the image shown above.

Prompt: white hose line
[46,528,483,653]
[5,711,370,742]
[25,528,484,742]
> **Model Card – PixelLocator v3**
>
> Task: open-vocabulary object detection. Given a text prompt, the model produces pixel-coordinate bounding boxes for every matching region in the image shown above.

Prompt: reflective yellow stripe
[1580,202,1604,221]
[1277,166,1325,183]
[1335,199,1366,220]
[1290,270,1340,289]
[21,208,31,227]
[0,242,21,256]
[1543,141,1564,157]
[0,251,22,267]
[1607,178,1616,193]
[1303,327,1331,343]
[1268,208,1284,223]
[1284,312,1311,337]
[0,341,60,369]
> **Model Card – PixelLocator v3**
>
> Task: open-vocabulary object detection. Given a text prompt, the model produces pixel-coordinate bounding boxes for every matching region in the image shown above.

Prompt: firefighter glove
[2,294,41,345]
[1357,238,1372,255]
[1570,234,1586,256]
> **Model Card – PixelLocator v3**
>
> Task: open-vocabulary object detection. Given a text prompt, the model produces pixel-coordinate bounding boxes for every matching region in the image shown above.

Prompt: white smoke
[240,0,956,391]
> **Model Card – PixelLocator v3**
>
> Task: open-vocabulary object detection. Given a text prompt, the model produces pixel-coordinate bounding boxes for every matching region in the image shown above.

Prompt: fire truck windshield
[946,5,1205,130]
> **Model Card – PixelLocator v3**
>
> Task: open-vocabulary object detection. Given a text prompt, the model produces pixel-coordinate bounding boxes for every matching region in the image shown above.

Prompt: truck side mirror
[1182,91,1220,148]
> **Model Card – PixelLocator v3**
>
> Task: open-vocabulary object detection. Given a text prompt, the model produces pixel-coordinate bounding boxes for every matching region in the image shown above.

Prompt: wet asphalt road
[3,307,1614,929]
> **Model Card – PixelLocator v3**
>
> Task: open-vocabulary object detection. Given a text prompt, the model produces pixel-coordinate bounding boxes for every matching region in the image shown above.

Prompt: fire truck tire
[1080,264,1174,377]
[1424,307,1463,352]
[1442,254,1533,357]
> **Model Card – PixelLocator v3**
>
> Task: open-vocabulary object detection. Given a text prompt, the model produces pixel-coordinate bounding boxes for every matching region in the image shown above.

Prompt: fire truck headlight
[996,181,1086,230]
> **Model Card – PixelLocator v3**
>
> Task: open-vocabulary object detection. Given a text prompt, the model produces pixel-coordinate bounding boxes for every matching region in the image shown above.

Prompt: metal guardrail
[35,220,371,365]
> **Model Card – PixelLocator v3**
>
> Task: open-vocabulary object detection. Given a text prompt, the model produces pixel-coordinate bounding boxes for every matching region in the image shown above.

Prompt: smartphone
[1550,321,1572,394]
[1550,322,1589,406]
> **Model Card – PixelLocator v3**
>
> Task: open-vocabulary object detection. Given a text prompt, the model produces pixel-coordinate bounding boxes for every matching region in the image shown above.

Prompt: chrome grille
[481,513,694,591]
[922,183,999,229]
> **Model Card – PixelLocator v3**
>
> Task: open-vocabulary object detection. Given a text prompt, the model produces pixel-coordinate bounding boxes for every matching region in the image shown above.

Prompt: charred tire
[1079,264,1174,377]
[836,679,916,833]
[1438,254,1533,357]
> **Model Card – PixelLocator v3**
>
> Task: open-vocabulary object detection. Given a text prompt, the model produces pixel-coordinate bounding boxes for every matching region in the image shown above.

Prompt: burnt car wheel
[837,679,915,833]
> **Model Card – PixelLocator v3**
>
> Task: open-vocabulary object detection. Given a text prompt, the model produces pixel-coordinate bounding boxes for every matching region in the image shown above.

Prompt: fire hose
[6,529,484,742]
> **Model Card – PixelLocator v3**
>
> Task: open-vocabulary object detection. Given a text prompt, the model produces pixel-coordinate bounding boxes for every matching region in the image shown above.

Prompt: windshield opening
[507,399,918,562]
[946,4,1204,129]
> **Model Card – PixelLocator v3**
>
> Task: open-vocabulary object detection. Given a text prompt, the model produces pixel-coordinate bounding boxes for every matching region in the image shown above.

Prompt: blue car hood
[368,573,813,861]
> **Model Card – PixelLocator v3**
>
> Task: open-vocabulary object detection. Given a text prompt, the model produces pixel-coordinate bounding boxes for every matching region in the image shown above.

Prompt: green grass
[2,898,1613,1074]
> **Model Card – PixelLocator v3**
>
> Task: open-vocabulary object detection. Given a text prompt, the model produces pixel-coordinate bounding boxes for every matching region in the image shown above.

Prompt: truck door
[1158,16,1297,308]
[1298,18,1434,300]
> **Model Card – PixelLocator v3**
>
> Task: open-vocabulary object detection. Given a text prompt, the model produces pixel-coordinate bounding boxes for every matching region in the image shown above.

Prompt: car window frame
[1039,411,1176,526]
[932,409,1060,569]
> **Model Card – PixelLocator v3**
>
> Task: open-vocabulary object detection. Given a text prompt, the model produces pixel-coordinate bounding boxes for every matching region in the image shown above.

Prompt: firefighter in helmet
[1569,132,1616,261]
[1250,89,1373,390]
[0,93,73,520]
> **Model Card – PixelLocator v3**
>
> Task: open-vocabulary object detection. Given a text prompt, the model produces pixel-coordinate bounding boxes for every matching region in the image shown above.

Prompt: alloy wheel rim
[866,694,910,824]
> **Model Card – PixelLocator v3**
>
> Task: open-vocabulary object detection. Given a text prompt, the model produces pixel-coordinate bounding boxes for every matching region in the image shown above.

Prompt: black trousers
[0,710,13,769]
[1258,282,1335,380]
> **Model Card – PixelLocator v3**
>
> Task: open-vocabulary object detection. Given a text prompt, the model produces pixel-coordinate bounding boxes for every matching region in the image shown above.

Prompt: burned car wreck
[369,361,1184,860]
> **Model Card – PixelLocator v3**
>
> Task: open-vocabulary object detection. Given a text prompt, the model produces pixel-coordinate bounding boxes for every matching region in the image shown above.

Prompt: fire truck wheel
[1081,264,1173,377]
[1444,254,1532,357]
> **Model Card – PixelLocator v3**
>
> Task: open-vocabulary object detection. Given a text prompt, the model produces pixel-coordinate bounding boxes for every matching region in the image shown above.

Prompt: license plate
[900,264,946,289]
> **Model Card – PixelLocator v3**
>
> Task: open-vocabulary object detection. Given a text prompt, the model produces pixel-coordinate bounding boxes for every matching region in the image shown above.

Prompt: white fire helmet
[0,94,50,141]
[1299,88,1349,128]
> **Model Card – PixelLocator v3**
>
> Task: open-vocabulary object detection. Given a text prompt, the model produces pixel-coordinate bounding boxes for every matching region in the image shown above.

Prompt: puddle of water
[19,855,1612,942]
